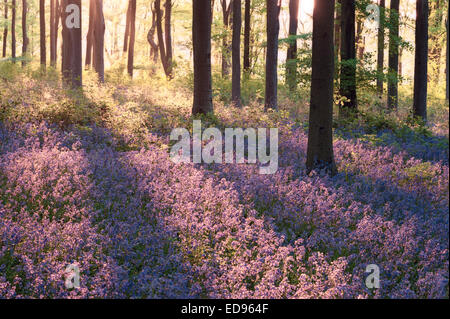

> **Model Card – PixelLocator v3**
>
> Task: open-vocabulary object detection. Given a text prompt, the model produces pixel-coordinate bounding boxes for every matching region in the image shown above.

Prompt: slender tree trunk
[413,0,428,121]
[243,0,250,74]
[127,0,136,77]
[286,0,299,91]
[2,0,6,58]
[50,0,56,66]
[54,0,60,65]
[430,0,443,83]
[85,0,94,68]
[335,0,341,58]
[231,0,242,107]
[192,0,213,115]
[93,0,105,82]
[62,0,82,88]
[306,0,336,174]
[221,0,232,78]
[21,0,28,66]
[376,0,385,96]
[339,0,357,114]
[156,0,173,79]
[11,0,15,62]
[39,0,45,68]
[164,0,173,77]
[123,1,131,52]
[265,0,281,110]
[387,0,400,109]
[147,4,158,63]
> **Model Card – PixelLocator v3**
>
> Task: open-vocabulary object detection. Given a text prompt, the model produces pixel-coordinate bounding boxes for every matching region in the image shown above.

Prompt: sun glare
[299,0,315,19]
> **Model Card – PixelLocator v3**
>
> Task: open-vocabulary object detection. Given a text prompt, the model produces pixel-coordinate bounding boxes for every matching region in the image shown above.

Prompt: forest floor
[0,64,448,298]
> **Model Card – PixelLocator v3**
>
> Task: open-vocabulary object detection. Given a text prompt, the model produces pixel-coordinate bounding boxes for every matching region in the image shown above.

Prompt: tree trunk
[306,0,336,174]
[62,0,82,88]
[2,0,6,58]
[93,0,105,82]
[339,0,357,115]
[231,0,242,107]
[21,0,28,66]
[430,0,443,83]
[387,0,400,109]
[147,4,158,63]
[335,0,341,58]
[376,0,385,96]
[123,1,131,52]
[243,0,250,74]
[192,0,213,115]
[39,0,45,67]
[85,0,94,68]
[413,0,428,121]
[50,0,56,66]
[286,0,299,91]
[11,0,15,62]
[265,0,281,110]
[127,0,136,77]
[221,0,232,78]
[156,0,173,79]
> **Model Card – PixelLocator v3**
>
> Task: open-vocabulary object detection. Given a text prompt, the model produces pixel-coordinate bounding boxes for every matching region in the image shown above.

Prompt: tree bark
[286,0,299,91]
[50,0,57,66]
[231,0,242,107]
[123,1,131,52]
[306,0,336,174]
[2,0,6,58]
[387,0,400,109]
[62,0,82,88]
[147,4,158,63]
[265,0,281,110]
[376,0,385,96]
[156,0,173,79]
[11,0,15,62]
[127,0,136,77]
[39,0,45,67]
[93,0,105,82]
[339,0,357,114]
[21,0,28,66]
[413,0,428,121]
[192,0,213,115]
[243,0,250,74]
[221,0,232,78]
[85,0,94,68]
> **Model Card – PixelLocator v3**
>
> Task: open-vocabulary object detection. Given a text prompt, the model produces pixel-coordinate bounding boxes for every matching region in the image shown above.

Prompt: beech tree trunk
[339,0,357,114]
[127,0,136,77]
[50,0,58,67]
[306,0,336,174]
[93,0,105,82]
[231,0,242,107]
[85,0,94,68]
[376,0,385,96]
[11,0,15,62]
[192,0,213,115]
[413,0,428,121]
[147,4,158,63]
[22,0,28,66]
[243,0,250,74]
[387,0,400,109]
[62,0,82,88]
[286,0,299,91]
[39,0,45,67]
[156,0,173,79]
[123,1,131,52]
[221,0,232,78]
[335,0,341,58]
[265,0,281,110]
[2,0,6,58]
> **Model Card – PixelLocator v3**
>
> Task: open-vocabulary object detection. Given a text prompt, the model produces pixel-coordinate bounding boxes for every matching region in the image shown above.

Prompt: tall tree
[265,0,281,110]
[127,0,136,77]
[286,0,299,91]
[39,0,46,68]
[306,0,336,174]
[2,0,6,58]
[21,0,28,66]
[429,0,444,83]
[192,0,213,115]
[156,0,173,79]
[61,0,82,88]
[123,1,131,52]
[376,0,385,96]
[85,0,94,68]
[387,0,400,109]
[243,0,251,74]
[413,0,428,121]
[93,0,105,82]
[147,3,158,63]
[10,0,14,62]
[339,0,357,115]
[232,0,242,107]
[50,0,60,67]
[220,0,232,77]
[335,0,341,58]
